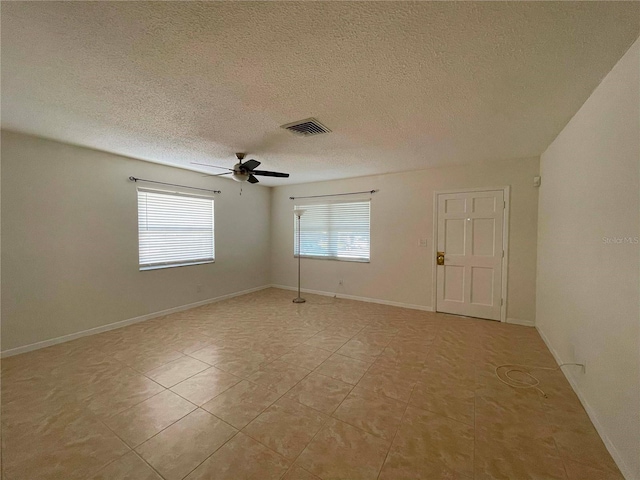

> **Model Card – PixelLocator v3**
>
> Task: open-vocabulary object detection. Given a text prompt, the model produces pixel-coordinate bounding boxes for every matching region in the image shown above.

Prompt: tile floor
[0,288,623,479]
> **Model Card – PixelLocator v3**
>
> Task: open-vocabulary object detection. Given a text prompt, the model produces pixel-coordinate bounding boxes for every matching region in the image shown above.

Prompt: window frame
[137,187,215,271]
[293,199,371,263]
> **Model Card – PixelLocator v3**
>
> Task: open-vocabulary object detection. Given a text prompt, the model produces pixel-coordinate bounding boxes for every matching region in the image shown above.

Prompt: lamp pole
[293,209,306,303]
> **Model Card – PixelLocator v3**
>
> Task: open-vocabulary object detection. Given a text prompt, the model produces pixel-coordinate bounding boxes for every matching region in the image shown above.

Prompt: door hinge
[503,201,506,209]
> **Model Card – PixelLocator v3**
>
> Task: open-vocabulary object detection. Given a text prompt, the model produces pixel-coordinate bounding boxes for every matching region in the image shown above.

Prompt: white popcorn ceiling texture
[2,2,639,186]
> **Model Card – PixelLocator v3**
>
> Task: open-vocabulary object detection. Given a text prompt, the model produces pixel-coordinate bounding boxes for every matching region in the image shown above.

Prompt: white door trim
[431,186,510,322]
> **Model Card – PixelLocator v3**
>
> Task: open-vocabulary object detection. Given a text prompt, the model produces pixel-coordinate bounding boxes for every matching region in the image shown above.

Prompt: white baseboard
[536,325,634,480]
[270,284,434,312]
[506,317,535,327]
[1,285,271,358]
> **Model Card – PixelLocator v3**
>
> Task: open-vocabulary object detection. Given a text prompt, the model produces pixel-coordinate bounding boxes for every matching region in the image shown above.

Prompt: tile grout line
[264,316,381,478]
[91,411,168,479]
[97,390,200,451]
[177,428,242,480]
[177,364,307,479]
[375,386,413,480]
[7,291,617,479]
[278,323,407,478]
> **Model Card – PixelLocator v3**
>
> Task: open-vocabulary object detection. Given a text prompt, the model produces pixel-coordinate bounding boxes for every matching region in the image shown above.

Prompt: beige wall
[1,131,271,352]
[536,38,640,479]
[270,157,540,323]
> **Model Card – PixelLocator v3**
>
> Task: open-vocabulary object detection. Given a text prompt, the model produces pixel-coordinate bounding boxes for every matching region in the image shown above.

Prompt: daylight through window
[137,188,215,270]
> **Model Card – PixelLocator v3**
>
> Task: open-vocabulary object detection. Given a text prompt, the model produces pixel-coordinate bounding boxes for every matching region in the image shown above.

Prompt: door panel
[445,197,466,214]
[445,219,465,254]
[472,218,495,256]
[436,190,504,320]
[470,267,493,305]
[443,265,465,302]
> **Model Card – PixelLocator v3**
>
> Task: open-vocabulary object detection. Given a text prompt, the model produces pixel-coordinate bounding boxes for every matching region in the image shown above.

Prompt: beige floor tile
[172,337,214,355]
[303,332,351,352]
[474,438,567,480]
[314,353,371,385]
[252,341,299,362]
[381,406,474,479]
[376,349,428,371]
[1,384,84,428]
[213,353,268,378]
[420,361,476,392]
[83,368,166,419]
[322,323,365,338]
[117,348,185,374]
[187,343,246,365]
[357,363,418,402]
[379,460,470,480]
[144,356,210,388]
[285,372,353,414]
[244,397,327,460]
[184,432,289,480]
[105,390,197,447]
[170,367,240,405]
[3,289,621,480]
[3,409,129,480]
[475,385,545,426]
[409,382,475,426]
[295,418,389,480]
[91,452,162,480]
[333,387,406,440]
[248,359,311,395]
[476,413,555,451]
[563,458,624,480]
[552,424,621,474]
[279,345,333,370]
[136,409,237,480]
[336,338,383,361]
[201,380,280,428]
[282,465,322,480]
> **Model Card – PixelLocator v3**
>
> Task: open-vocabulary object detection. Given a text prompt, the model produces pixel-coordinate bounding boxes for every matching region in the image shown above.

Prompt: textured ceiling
[2,2,639,186]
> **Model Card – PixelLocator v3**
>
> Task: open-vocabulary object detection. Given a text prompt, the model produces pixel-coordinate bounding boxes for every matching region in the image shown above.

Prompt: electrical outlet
[418,238,428,247]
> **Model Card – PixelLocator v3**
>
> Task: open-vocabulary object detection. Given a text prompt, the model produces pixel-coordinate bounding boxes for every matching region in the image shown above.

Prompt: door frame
[431,186,510,322]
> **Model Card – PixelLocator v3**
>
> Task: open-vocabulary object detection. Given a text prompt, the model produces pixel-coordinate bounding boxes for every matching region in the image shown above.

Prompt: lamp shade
[232,172,249,182]
[293,208,306,217]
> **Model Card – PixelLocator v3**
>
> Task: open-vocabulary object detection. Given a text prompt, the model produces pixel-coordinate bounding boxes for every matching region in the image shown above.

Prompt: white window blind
[137,188,215,270]
[294,200,370,262]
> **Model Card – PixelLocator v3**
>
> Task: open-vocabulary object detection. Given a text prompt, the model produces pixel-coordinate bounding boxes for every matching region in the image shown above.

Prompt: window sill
[140,260,215,271]
[294,255,369,264]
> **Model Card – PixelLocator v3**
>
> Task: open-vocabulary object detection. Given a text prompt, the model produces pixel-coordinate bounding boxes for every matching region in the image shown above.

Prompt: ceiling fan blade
[252,170,290,178]
[201,172,232,178]
[241,159,261,171]
[247,175,260,184]
[191,162,233,171]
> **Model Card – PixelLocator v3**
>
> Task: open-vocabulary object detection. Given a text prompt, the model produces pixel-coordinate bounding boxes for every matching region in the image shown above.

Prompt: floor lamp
[293,208,306,303]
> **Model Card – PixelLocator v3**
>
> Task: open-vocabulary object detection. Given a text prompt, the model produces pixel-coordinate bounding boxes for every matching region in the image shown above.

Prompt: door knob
[437,251,445,265]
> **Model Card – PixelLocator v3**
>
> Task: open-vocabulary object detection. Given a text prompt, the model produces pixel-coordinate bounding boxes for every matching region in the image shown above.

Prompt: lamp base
[292,297,306,303]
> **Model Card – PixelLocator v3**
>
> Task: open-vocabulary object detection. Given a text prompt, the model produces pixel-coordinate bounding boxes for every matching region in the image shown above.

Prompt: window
[294,200,370,262]
[137,188,214,270]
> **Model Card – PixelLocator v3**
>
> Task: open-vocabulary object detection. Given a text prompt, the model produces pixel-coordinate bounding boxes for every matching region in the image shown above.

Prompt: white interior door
[436,190,505,321]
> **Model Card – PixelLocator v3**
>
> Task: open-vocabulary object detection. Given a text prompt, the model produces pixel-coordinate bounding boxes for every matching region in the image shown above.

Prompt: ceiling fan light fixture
[232,172,250,182]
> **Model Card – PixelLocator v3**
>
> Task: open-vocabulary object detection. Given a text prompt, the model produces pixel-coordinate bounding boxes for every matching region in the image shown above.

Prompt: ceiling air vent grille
[281,118,331,136]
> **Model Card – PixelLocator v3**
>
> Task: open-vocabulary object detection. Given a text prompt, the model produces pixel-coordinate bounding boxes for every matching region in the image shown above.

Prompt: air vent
[281,118,331,136]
